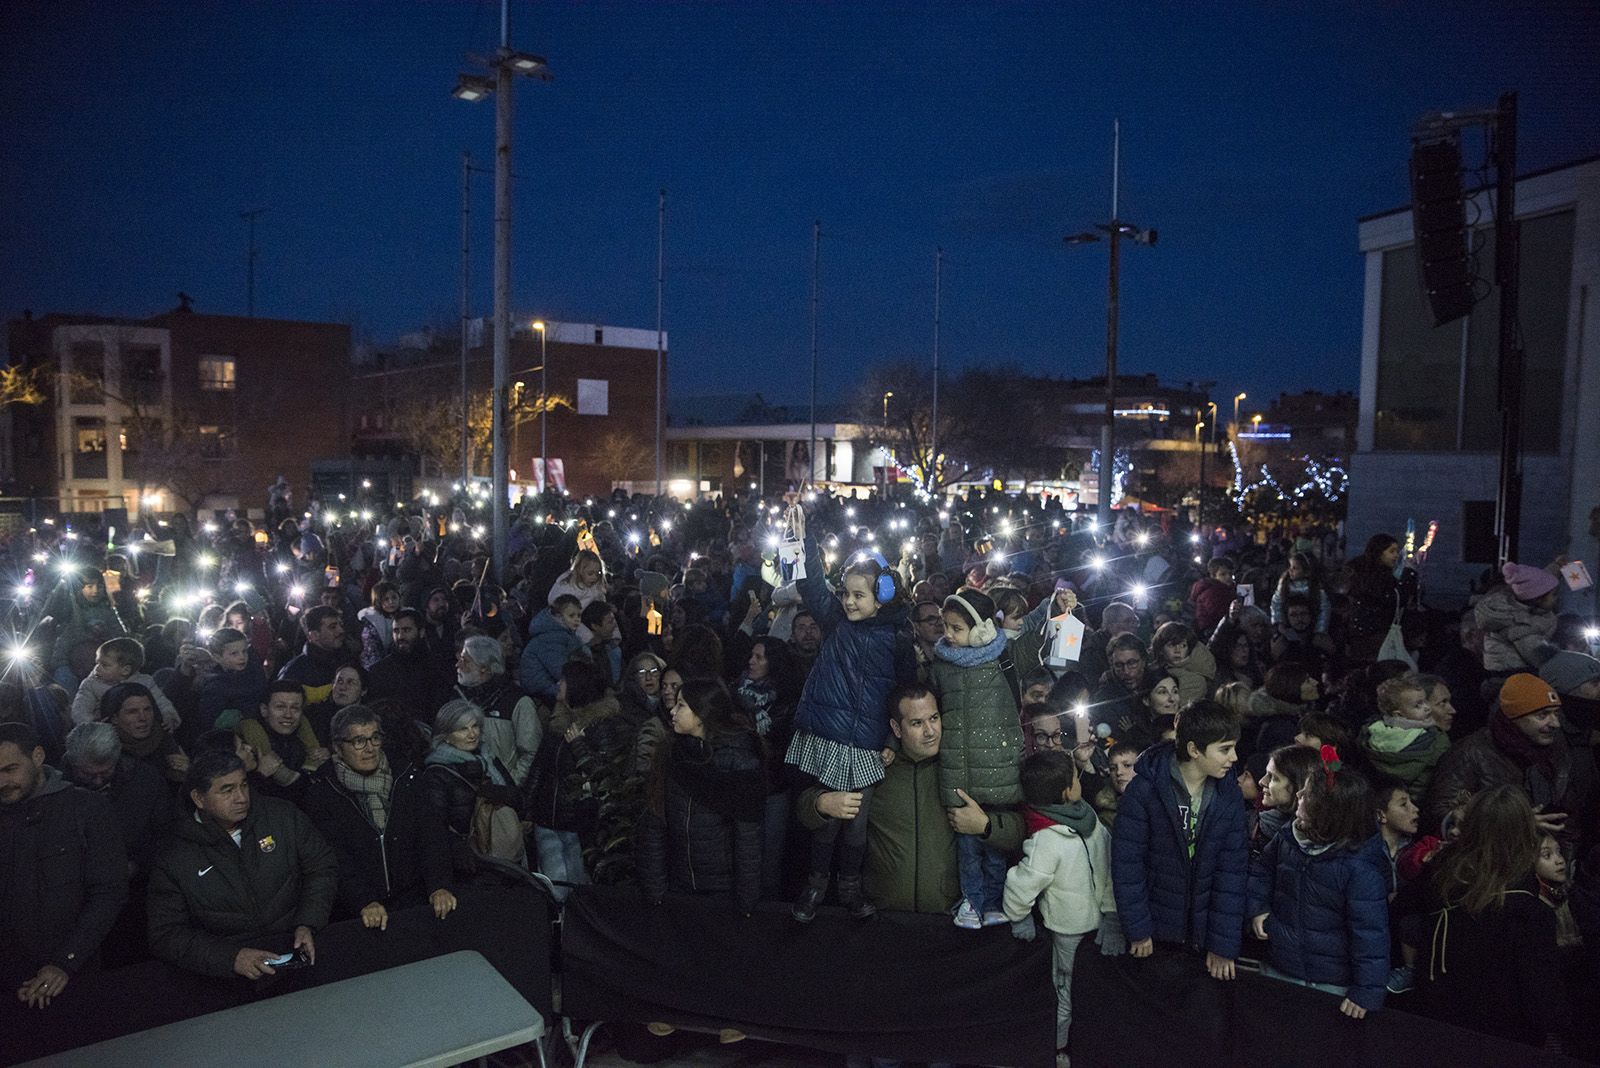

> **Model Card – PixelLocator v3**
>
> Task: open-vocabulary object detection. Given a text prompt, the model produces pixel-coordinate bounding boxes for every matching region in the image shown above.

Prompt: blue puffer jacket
[519,610,583,702]
[790,537,917,753]
[1111,741,1248,959]
[1247,826,1390,1011]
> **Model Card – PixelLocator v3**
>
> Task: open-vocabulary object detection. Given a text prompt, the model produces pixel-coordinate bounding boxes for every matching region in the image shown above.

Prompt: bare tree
[395,388,573,478]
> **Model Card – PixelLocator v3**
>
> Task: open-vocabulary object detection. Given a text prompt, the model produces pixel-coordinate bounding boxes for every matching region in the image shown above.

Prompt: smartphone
[264,950,312,972]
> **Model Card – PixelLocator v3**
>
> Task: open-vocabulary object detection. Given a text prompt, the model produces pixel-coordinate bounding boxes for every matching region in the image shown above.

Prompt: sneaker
[646,1023,676,1037]
[981,910,1009,927]
[953,899,983,929]
[1385,965,1415,994]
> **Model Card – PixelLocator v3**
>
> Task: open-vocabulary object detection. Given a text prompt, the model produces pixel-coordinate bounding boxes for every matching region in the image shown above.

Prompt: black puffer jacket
[420,751,522,873]
[0,771,128,974]
[146,796,337,977]
[637,731,766,913]
[301,758,454,919]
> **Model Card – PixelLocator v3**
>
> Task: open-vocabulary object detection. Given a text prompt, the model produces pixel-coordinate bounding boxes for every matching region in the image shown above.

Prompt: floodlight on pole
[452,74,495,101]
[1064,121,1155,530]
[1233,392,1247,435]
[451,0,552,582]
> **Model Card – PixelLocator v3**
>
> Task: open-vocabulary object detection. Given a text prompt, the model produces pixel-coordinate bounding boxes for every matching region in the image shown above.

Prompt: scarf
[425,742,509,787]
[1026,800,1100,840]
[932,629,1008,667]
[667,733,767,822]
[120,724,171,761]
[737,676,777,736]
[1291,820,1338,856]
[335,753,394,831]
[1382,710,1435,732]
[1489,707,1560,779]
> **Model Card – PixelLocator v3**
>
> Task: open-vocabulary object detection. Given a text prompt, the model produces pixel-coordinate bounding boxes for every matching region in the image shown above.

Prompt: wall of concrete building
[1349,157,1600,610]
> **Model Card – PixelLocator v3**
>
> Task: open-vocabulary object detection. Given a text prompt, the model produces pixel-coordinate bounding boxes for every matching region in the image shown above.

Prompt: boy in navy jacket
[1111,699,1248,979]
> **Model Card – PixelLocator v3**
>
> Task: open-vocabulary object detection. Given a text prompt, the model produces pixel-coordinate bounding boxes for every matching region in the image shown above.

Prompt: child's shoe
[791,874,829,924]
[953,899,983,929]
[981,910,1009,927]
[835,875,877,920]
[1385,965,1415,994]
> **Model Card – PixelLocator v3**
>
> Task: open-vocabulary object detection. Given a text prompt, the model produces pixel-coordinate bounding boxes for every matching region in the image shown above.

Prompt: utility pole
[490,10,513,583]
[460,152,473,484]
[931,247,942,496]
[1492,92,1522,567]
[239,208,266,317]
[1066,120,1156,532]
[655,189,666,496]
[809,220,820,487]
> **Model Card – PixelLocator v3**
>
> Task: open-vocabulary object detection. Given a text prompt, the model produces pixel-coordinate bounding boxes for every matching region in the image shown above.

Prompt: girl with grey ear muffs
[929,587,1028,929]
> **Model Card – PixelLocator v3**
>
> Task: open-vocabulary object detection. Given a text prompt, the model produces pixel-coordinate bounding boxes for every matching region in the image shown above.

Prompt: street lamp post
[1233,392,1247,438]
[532,320,547,488]
[1066,121,1155,532]
[881,390,893,497]
[451,0,550,582]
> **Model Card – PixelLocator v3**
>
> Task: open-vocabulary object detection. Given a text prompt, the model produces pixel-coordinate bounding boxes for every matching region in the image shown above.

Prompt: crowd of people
[1,479,1597,1066]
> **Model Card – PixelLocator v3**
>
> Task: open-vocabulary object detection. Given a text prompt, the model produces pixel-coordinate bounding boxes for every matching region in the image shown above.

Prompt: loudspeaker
[1409,137,1476,327]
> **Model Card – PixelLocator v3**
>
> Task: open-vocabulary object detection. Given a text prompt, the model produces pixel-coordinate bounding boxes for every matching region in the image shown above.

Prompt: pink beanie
[1502,562,1557,602]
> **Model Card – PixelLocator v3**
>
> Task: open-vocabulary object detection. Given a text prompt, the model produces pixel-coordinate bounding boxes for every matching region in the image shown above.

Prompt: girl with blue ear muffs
[931,587,1028,929]
[783,502,918,924]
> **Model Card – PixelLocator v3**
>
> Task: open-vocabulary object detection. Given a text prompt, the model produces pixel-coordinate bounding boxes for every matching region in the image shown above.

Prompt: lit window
[198,356,236,391]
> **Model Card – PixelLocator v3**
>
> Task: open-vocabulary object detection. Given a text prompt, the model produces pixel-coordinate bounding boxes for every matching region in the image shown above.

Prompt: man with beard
[0,722,127,1013]
[367,609,453,726]
[1427,673,1595,843]
[454,635,542,787]
[277,606,356,708]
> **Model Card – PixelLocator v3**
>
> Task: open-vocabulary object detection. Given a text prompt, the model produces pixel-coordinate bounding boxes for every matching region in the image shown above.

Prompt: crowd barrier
[561,885,1059,1067]
[2,883,551,1066]
[9,880,1590,1068]
[563,884,1591,1068]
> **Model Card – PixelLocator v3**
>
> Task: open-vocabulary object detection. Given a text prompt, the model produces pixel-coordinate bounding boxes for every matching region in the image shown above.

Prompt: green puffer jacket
[928,633,1024,807]
[797,753,1024,914]
[146,796,338,977]
[1359,719,1452,802]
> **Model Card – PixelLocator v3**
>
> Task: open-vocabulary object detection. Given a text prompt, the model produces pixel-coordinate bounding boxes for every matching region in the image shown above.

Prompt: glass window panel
[1374,248,1461,450]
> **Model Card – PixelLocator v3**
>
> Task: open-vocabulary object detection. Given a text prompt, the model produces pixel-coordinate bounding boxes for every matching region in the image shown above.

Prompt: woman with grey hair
[454,635,542,789]
[422,699,527,867]
[62,721,169,887]
[64,720,123,771]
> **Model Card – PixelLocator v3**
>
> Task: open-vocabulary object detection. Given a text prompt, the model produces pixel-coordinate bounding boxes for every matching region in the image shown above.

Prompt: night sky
[4,1,1597,412]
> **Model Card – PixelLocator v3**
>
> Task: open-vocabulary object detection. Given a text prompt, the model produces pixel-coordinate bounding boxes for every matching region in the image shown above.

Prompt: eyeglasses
[635,667,662,677]
[1031,730,1065,746]
[914,615,942,626]
[337,733,385,750]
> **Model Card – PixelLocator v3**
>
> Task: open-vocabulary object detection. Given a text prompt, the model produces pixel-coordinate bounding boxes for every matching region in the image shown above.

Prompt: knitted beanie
[1499,673,1562,719]
[1502,562,1558,602]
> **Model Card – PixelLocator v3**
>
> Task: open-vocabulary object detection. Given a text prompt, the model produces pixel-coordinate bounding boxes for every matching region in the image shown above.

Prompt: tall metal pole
[1097,121,1121,532]
[460,151,472,483]
[1493,91,1522,567]
[809,220,820,486]
[240,209,265,317]
[931,246,942,495]
[1100,228,1121,531]
[655,189,666,496]
[539,326,548,482]
[490,3,513,581]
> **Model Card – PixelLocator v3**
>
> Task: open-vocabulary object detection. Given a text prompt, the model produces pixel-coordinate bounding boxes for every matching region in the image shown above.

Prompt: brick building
[354,320,666,498]
[5,302,351,516]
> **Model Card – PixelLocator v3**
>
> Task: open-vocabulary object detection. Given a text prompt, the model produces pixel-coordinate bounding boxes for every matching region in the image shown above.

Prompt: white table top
[21,950,544,1068]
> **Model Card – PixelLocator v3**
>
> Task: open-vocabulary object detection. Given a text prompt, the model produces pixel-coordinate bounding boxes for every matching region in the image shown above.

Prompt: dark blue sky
[4,1,1597,410]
